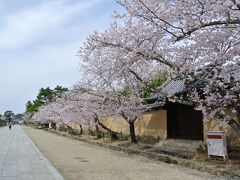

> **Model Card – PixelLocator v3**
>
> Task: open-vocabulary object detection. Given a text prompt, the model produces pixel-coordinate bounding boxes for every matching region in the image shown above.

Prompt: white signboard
[207,131,228,160]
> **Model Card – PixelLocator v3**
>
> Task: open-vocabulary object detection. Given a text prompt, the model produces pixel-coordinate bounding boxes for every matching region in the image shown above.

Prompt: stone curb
[46,129,239,179]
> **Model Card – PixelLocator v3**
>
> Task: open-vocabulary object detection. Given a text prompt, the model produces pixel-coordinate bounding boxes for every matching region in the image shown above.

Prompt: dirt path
[23,126,225,180]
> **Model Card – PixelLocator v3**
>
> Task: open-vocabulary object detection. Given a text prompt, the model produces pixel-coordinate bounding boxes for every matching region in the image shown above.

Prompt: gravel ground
[23,126,226,180]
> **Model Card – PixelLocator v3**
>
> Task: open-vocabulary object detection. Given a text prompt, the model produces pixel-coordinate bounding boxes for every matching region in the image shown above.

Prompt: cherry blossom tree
[107,93,144,143]
[32,91,97,132]
[71,86,145,142]
[79,0,240,136]
[32,102,62,124]
[64,89,113,138]
[78,45,149,143]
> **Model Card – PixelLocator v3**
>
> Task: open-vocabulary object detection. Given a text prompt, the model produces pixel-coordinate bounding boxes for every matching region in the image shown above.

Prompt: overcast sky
[0,0,123,115]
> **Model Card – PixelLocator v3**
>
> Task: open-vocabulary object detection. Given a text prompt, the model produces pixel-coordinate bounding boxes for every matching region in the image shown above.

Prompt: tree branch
[176,19,240,41]
[99,40,177,69]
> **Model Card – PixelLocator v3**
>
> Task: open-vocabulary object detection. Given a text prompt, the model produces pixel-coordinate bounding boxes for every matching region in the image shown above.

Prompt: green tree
[25,86,68,115]
[0,114,3,120]
[4,110,14,122]
[15,113,24,121]
[25,101,39,115]
[37,87,54,104]
[53,86,68,98]
[143,72,168,98]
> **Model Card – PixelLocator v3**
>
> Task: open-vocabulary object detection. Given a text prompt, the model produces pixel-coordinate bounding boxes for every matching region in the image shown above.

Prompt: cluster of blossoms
[33,0,240,138]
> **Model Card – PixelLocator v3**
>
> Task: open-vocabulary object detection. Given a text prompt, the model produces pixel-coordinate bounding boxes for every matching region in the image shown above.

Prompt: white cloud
[0,0,122,114]
[0,42,80,113]
[0,0,102,49]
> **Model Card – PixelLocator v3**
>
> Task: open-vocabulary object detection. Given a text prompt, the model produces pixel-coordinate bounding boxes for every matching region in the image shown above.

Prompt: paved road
[23,126,226,180]
[0,125,64,180]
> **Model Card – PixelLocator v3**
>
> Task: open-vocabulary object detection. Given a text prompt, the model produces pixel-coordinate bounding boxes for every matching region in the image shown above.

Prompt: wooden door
[167,102,203,140]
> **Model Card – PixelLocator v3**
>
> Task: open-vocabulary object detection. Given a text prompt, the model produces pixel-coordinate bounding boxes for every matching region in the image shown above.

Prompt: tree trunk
[95,125,101,138]
[94,114,119,140]
[62,122,74,134]
[79,124,83,135]
[228,119,240,136]
[97,120,119,140]
[129,121,137,143]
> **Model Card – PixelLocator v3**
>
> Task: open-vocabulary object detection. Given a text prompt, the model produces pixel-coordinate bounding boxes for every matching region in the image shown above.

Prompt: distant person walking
[9,124,12,130]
